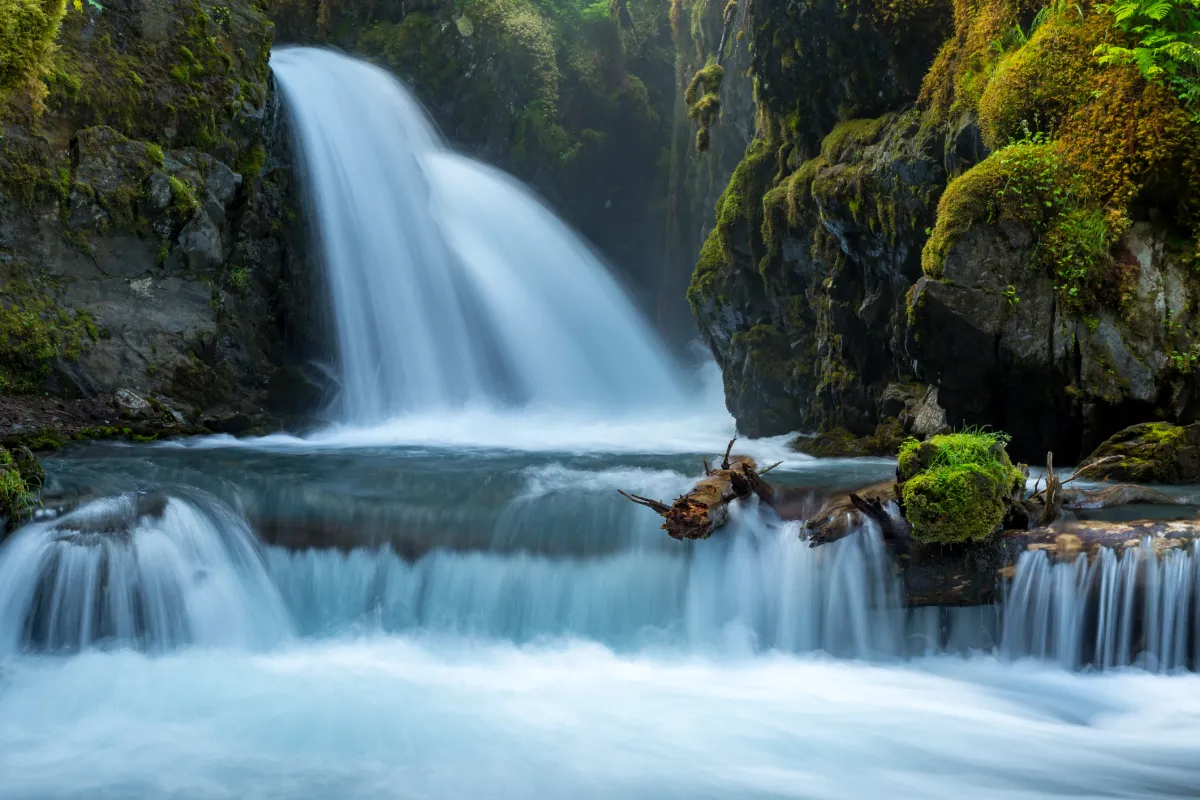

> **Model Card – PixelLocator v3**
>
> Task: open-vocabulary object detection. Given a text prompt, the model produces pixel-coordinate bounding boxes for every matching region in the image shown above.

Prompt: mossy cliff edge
[689,0,1200,461]
[1,1,318,437]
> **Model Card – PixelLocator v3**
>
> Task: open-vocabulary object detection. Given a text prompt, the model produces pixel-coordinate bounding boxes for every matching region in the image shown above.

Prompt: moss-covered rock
[897,431,1024,544]
[792,417,907,458]
[0,261,97,393]
[0,1,317,426]
[1078,422,1200,484]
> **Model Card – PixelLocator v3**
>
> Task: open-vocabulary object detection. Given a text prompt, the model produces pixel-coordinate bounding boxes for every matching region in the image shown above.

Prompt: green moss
[687,228,726,306]
[897,430,1023,544]
[820,114,891,162]
[1078,421,1193,483]
[146,143,165,167]
[3,426,63,452]
[792,417,907,457]
[685,62,724,151]
[977,15,1096,150]
[922,6,1200,315]
[919,140,1115,310]
[0,266,97,393]
[236,144,266,182]
[168,175,199,217]
[0,447,38,529]
[0,0,66,104]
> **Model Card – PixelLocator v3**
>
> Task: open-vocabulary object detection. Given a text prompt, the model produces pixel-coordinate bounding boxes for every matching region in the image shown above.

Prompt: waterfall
[265,504,908,657]
[1001,540,1200,671]
[270,47,690,424]
[0,493,291,655]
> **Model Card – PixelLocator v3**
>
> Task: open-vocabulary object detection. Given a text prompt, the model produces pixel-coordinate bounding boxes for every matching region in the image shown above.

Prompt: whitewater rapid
[3,638,1200,800]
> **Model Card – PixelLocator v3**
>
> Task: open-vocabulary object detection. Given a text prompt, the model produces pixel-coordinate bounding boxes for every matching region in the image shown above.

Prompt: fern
[1095,0,1200,118]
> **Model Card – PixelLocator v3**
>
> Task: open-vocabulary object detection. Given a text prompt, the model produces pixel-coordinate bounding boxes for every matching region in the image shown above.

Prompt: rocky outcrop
[0,1,318,432]
[690,0,1200,461]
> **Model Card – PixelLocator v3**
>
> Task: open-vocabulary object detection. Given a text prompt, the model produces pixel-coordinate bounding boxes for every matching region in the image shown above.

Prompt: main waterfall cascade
[270,48,690,423]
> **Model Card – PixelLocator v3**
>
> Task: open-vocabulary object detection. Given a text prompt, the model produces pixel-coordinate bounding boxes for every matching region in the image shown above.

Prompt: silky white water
[0,493,290,656]
[271,47,691,424]
[4,638,1200,800]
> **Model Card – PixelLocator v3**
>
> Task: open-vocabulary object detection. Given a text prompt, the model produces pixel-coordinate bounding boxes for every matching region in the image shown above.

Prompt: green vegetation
[0,445,42,530]
[1096,0,1200,119]
[685,62,724,151]
[0,0,66,104]
[922,9,1200,312]
[897,430,1024,544]
[168,175,199,217]
[792,418,907,457]
[0,267,97,393]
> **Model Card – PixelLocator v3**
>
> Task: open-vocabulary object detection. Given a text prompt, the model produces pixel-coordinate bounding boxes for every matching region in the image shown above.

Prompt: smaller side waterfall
[265,505,910,657]
[0,493,292,656]
[1001,540,1200,671]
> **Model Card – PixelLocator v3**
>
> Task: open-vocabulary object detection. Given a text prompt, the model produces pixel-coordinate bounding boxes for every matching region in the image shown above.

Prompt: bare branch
[722,437,736,470]
[617,490,672,516]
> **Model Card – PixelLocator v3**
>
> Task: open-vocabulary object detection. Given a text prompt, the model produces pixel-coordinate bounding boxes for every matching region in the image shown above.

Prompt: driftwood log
[619,439,779,540]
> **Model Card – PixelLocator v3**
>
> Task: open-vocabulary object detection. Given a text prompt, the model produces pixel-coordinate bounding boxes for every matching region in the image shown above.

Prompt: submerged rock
[1078,422,1200,484]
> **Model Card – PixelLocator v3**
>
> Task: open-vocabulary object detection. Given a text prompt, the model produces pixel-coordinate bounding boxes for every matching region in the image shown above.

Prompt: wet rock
[1078,422,1200,484]
[907,386,950,439]
[267,365,330,416]
[176,211,223,272]
[204,413,255,436]
[114,388,152,420]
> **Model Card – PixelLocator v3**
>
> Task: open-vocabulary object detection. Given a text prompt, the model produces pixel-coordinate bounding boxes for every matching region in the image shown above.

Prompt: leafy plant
[1095,0,1200,118]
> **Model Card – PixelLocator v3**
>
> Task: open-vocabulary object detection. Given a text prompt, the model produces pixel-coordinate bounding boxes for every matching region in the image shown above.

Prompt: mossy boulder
[1078,422,1200,484]
[897,431,1024,544]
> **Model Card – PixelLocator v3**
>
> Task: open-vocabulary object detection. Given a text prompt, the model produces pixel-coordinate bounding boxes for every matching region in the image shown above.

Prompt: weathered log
[801,481,896,546]
[619,439,774,540]
[1062,483,1177,509]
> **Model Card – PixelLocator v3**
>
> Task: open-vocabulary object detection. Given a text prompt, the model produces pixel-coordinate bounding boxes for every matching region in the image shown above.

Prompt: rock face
[689,0,1200,461]
[0,1,318,428]
[1079,422,1200,484]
